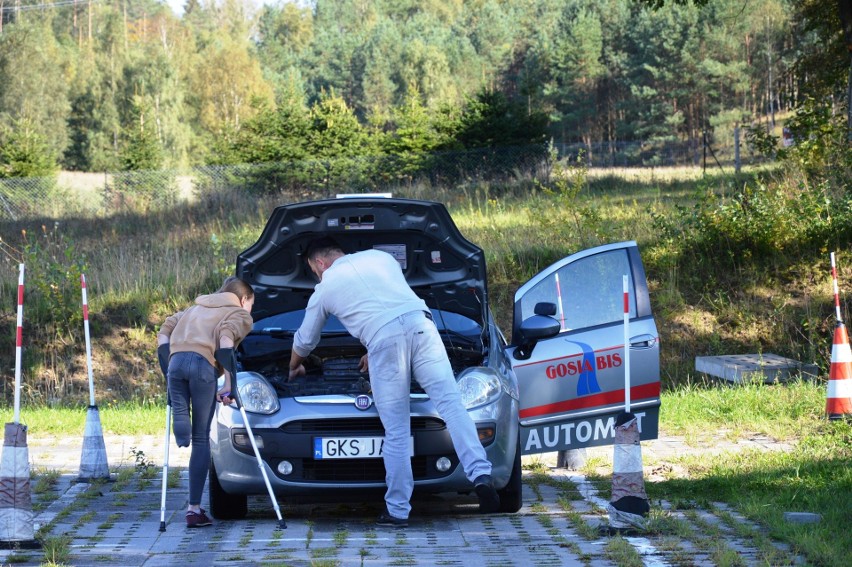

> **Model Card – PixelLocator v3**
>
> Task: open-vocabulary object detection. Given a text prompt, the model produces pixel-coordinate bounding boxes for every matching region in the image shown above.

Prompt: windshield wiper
[249,328,295,338]
[249,328,354,339]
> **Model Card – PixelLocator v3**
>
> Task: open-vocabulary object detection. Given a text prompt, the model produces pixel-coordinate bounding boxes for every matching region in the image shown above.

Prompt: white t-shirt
[293,249,428,355]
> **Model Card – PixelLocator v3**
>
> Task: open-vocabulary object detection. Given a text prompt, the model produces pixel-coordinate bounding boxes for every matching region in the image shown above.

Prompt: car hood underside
[237,197,489,326]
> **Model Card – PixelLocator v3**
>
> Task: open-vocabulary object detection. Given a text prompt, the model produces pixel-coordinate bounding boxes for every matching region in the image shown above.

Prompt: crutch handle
[214,347,243,409]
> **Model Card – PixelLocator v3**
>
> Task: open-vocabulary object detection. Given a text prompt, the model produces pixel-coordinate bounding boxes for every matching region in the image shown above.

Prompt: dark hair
[303,236,344,262]
[218,276,254,299]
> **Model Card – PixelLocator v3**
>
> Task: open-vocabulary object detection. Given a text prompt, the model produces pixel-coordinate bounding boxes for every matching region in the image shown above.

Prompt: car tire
[497,436,523,513]
[209,460,248,520]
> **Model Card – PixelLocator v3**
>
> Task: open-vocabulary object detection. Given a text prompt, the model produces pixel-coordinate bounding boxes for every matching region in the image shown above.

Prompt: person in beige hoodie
[157,276,254,528]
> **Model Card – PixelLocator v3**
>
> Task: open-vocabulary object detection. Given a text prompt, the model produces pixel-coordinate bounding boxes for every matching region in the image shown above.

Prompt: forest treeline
[0,0,847,177]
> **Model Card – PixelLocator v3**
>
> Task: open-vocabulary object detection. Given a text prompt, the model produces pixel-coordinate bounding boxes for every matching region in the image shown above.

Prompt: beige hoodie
[159,292,253,369]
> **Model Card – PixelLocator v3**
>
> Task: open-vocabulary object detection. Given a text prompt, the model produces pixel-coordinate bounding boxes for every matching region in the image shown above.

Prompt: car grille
[301,456,430,481]
[281,417,445,434]
[268,416,455,482]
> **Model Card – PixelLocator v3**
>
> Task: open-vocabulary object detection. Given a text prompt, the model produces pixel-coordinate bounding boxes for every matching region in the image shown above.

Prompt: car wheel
[209,460,248,520]
[497,436,523,513]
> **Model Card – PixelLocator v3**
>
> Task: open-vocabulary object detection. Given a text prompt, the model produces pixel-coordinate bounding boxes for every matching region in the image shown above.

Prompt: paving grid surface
[0,434,808,566]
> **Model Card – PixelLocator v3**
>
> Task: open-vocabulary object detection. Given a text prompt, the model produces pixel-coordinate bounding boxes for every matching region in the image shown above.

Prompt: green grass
[659,377,826,443]
[604,535,644,567]
[0,402,165,436]
[40,534,72,566]
[650,378,852,567]
[649,440,852,567]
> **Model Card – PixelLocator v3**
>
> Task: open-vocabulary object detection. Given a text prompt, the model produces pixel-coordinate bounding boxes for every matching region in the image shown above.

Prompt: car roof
[236,197,488,325]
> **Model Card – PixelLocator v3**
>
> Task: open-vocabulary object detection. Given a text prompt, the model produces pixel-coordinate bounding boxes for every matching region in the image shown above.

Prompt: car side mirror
[513,314,561,360]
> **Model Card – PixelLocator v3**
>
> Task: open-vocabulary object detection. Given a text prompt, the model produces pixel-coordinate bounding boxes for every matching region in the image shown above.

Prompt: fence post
[734,126,741,174]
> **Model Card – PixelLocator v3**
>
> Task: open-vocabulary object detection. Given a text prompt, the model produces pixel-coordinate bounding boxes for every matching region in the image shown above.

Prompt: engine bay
[244,343,485,398]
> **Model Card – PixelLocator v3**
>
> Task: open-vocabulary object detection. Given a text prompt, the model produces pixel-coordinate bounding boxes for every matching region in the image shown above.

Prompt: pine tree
[120,98,163,171]
[0,118,57,178]
[0,16,71,164]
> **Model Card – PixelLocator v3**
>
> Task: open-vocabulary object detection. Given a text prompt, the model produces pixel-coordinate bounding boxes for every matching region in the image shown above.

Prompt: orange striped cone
[826,323,852,419]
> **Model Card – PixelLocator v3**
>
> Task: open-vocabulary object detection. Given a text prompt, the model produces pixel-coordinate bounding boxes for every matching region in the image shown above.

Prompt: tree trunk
[838,0,852,142]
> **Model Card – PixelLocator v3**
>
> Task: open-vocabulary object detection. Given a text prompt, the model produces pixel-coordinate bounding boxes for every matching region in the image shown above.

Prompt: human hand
[358,354,369,373]
[288,364,305,381]
[217,378,234,404]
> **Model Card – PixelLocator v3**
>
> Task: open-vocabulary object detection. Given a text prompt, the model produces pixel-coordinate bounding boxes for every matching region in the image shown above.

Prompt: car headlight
[457,369,502,410]
[235,371,280,415]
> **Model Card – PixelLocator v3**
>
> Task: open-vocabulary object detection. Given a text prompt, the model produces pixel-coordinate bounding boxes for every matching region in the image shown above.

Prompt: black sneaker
[474,474,501,513]
[376,510,408,528]
[186,509,213,528]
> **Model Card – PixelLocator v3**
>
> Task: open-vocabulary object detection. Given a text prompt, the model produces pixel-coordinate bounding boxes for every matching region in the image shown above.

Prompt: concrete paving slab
[695,353,819,383]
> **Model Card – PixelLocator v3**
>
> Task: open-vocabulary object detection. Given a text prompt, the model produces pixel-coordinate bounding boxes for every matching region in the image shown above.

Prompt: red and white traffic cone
[826,322,852,420]
[827,253,852,420]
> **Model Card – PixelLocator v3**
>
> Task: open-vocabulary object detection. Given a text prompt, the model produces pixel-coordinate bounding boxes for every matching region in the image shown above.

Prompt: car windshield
[250,309,482,338]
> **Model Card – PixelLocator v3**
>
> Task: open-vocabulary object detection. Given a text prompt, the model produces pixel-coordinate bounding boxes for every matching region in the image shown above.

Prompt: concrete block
[783,512,821,524]
[695,353,819,384]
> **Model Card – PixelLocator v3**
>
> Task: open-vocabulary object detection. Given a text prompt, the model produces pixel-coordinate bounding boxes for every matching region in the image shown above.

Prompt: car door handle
[629,334,657,350]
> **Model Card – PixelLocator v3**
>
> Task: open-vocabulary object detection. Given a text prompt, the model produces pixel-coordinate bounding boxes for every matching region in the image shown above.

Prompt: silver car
[209,197,661,519]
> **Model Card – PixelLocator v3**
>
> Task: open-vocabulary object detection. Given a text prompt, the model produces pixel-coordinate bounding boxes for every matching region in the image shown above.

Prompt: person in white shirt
[288,237,499,527]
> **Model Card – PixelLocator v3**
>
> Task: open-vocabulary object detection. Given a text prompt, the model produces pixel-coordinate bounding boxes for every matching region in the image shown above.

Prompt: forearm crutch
[158,396,171,532]
[216,348,286,529]
[157,344,171,532]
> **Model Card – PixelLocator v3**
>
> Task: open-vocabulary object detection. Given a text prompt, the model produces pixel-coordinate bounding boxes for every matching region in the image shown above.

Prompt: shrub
[21,223,88,341]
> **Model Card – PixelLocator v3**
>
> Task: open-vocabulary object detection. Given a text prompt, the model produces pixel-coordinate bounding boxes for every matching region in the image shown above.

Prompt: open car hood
[236,197,488,325]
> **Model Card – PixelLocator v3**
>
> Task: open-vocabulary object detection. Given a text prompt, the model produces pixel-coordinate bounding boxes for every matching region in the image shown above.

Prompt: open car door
[506,241,661,455]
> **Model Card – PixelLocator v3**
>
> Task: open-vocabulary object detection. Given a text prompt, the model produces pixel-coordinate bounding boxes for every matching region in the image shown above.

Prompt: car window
[519,249,635,331]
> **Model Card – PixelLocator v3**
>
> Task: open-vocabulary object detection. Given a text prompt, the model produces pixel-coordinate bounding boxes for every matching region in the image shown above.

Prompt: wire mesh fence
[0,140,767,221]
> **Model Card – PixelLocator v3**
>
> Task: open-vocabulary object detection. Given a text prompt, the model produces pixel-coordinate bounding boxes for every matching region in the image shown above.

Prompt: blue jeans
[167,351,218,507]
[368,311,492,520]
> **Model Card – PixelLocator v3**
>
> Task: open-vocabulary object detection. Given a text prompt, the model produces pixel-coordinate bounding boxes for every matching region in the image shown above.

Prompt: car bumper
[211,395,518,496]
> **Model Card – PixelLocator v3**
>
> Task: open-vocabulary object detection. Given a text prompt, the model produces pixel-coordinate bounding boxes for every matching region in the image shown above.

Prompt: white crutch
[216,348,286,529]
[157,345,171,532]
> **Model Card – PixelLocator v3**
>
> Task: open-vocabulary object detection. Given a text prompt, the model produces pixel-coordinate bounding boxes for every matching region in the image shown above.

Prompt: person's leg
[410,317,499,512]
[167,353,192,448]
[186,354,218,511]
[368,321,413,520]
[410,317,491,481]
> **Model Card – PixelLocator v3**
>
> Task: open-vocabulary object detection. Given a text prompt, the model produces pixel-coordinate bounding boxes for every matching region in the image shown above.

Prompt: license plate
[313,436,414,460]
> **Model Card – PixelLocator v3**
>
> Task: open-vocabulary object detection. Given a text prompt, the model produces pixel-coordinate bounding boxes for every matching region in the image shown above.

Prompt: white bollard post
[607,275,649,533]
[77,274,110,482]
[0,264,38,548]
